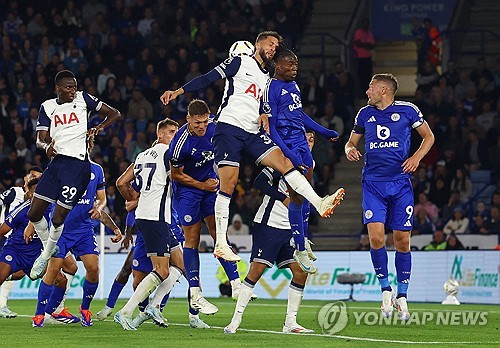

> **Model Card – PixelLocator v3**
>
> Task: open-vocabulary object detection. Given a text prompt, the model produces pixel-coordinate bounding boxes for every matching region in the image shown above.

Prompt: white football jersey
[0,186,25,224]
[37,91,102,160]
[134,143,172,223]
[253,168,290,230]
[215,55,271,134]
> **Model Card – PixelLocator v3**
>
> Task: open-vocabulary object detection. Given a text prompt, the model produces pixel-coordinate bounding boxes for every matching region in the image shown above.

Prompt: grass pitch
[1,298,499,347]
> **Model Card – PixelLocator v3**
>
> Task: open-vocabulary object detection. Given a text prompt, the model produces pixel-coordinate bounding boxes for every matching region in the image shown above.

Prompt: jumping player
[28,70,121,279]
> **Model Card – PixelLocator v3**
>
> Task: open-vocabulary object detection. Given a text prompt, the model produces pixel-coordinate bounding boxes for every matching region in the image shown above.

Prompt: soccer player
[0,178,68,322]
[114,118,180,330]
[169,99,243,315]
[345,73,434,320]
[264,49,344,274]
[224,131,318,334]
[28,70,121,279]
[32,147,123,327]
[160,31,344,262]
[0,166,43,318]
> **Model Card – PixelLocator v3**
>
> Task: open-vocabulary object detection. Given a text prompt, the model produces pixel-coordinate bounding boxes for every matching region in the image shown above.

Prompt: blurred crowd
[0,0,498,246]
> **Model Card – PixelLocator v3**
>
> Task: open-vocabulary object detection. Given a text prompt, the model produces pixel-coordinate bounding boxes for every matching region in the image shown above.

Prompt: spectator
[385,233,396,251]
[357,234,370,251]
[227,213,250,236]
[422,18,442,67]
[463,130,488,171]
[445,234,464,250]
[423,230,447,250]
[415,192,439,222]
[353,17,375,94]
[413,208,436,235]
[450,168,472,203]
[483,206,500,235]
[127,87,153,120]
[443,207,469,234]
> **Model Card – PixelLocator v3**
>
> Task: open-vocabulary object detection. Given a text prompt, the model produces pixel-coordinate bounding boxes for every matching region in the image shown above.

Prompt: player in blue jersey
[32,144,123,327]
[0,178,68,320]
[169,99,245,315]
[0,166,43,318]
[264,49,344,274]
[224,131,317,334]
[161,32,344,262]
[345,73,434,320]
[28,70,121,280]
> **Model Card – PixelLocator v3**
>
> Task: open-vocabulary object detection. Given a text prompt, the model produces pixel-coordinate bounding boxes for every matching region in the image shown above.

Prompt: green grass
[2,298,499,347]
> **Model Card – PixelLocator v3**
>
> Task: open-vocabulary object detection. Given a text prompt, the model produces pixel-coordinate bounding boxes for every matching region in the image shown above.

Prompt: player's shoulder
[393,100,421,113]
[171,125,191,151]
[41,97,58,109]
[357,104,374,116]
[12,186,24,195]
[90,160,105,175]
[7,199,29,221]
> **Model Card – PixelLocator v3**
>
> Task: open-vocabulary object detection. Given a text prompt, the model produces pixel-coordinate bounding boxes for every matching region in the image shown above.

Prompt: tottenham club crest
[391,113,400,121]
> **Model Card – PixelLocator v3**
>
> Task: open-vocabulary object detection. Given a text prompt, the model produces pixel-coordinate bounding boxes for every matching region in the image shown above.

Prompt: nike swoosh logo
[298,260,310,271]
[245,72,253,76]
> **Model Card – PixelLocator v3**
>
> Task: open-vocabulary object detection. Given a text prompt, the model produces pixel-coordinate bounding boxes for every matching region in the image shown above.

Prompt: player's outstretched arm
[88,103,121,136]
[170,164,218,192]
[116,163,136,201]
[402,121,435,173]
[301,112,339,141]
[345,132,363,161]
[98,210,122,243]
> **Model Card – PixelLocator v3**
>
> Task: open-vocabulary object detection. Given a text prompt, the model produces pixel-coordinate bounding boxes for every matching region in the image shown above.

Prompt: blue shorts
[213,122,278,167]
[53,228,99,259]
[362,179,414,230]
[132,229,181,272]
[250,223,294,268]
[34,155,91,209]
[135,219,181,258]
[0,243,42,276]
[175,187,215,226]
[285,138,313,168]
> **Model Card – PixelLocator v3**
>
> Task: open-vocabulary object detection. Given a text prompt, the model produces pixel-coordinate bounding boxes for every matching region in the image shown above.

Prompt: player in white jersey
[28,70,121,280]
[0,166,43,318]
[160,31,344,262]
[114,118,180,330]
[224,131,316,334]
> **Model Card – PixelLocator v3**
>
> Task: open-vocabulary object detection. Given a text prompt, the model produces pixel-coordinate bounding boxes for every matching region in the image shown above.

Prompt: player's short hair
[27,177,40,189]
[27,166,43,174]
[55,70,76,86]
[255,31,283,45]
[157,118,179,132]
[274,48,297,62]
[188,99,210,116]
[373,73,398,94]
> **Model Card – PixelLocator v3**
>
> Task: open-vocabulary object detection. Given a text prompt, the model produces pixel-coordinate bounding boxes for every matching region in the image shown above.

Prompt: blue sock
[46,285,65,315]
[187,288,199,315]
[138,297,149,312]
[36,281,53,316]
[370,247,391,292]
[160,293,169,312]
[183,247,200,288]
[395,251,412,298]
[302,200,310,239]
[106,280,125,308]
[218,258,239,281]
[81,279,98,310]
[289,202,305,251]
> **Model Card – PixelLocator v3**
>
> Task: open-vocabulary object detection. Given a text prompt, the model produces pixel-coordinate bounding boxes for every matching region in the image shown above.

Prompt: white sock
[230,278,242,292]
[54,272,74,313]
[121,272,162,316]
[32,217,49,244]
[285,284,304,326]
[230,282,253,327]
[151,266,182,308]
[41,224,64,259]
[0,281,14,307]
[215,193,231,245]
[284,170,322,210]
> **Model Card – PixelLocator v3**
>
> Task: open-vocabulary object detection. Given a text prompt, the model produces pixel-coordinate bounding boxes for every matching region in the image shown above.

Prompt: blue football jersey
[62,161,105,232]
[264,78,306,145]
[354,101,424,181]
[169,118,217,183]
[4,200,48,248]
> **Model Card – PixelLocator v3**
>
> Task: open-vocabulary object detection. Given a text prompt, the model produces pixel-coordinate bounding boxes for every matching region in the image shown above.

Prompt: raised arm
[301,111,339,141]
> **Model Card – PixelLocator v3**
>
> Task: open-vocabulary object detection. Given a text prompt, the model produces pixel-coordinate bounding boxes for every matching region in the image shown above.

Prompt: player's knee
[155,268,169,280]
[117,268,132,283]
[27,207,41,222]
[369,235,385,249]
[55,273,67,288]
[63,260,78,275]
[85,263,99,278]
